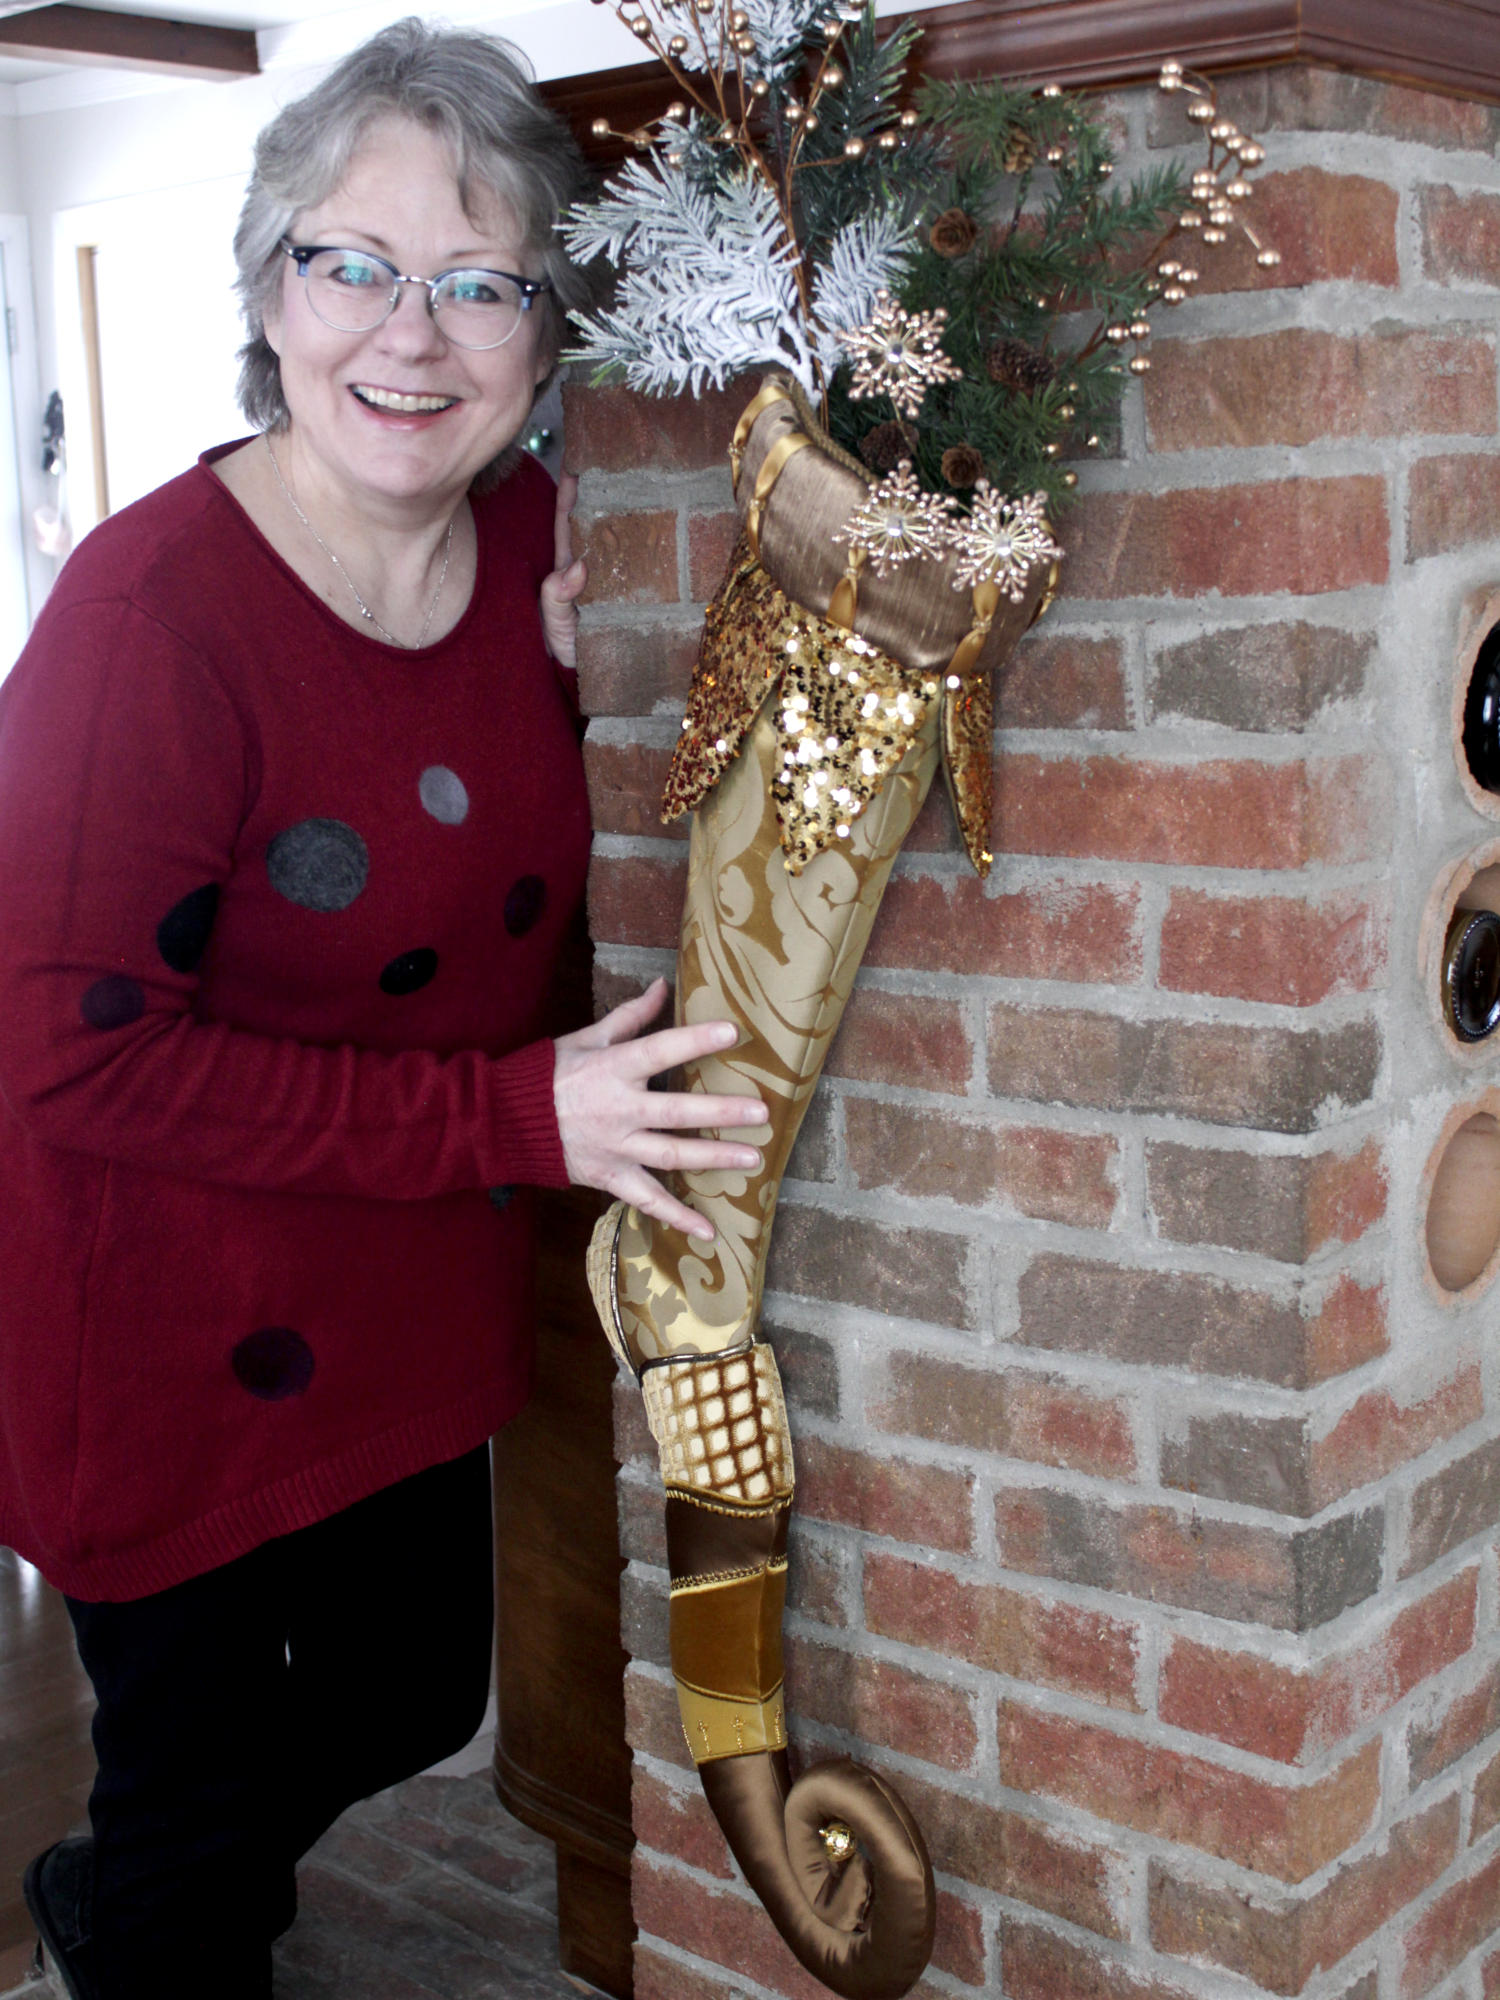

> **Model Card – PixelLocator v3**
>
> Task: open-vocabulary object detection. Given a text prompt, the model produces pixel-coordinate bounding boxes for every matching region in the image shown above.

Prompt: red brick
[766,1204,975,1330]
[1409,454,1500,560]
[998,631,1129,730]
[1160,1570,1478,1764]
[1402,1844,1500,1996]
[632,1766,733,1878]
[888,1768,1128,1935]
[998,1702,1377,1881]
[825,989,971,1093]
[1065,477,1389,601]
[1148,622,1373,732]
[576,508,678,604]
[796,1436,974,1554]
[865,1551,1141,1709]
[1407,1657,1500,1787]
[686,508,739,601]
[1003,1923,1193,2000]
[1016,1256,1386,1390]
[932,1889,984,1986]
[994,752,1385,868]
[625,1666,692,1770]
[1149,1796,1459,1994]
[634,1856,857,2000]
[1308,1276,1390,1383]
[866,873,1142,982]
[619,1471,666,1567]
[1147,1139,1387,1262]
[1475,1741,1500,1843]
[994,1486,1382,1631]
[576,617,701,717]
[634,1944,741,2000]
[784,1522,848,1628]
[1404,1436,1500,1577]
[1162,1364,1483,1515]
[583,737,685,839]
[989,1008,1382,1136]
[1184,167,1400,295]
[844,1100,1118,1228]
[1159,890,1388,1005]
[1310,1364,1484,1512]
[871,1350,1137,1478]
[588,854,686,949]
[1421,185,1500,288]
[564,379,748,473]
[784,1635,978,1770]
[1150,69,1500,154]
[1146,329,1495,452]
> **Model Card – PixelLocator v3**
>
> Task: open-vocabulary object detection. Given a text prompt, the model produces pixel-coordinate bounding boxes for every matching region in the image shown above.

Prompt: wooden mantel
[543,0,1500,149]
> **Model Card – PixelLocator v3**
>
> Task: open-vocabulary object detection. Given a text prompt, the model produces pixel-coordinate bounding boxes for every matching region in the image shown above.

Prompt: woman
[0,21,766,1998]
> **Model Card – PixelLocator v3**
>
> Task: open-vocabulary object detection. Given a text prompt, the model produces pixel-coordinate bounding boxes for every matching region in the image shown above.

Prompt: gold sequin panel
[665,547,972,876]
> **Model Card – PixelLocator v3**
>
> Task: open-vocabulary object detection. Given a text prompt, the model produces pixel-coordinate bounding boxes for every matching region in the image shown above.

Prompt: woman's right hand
[554,977,768,1241]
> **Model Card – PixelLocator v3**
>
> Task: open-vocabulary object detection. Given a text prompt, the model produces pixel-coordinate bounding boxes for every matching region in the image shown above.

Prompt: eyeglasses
[281,241,549,350]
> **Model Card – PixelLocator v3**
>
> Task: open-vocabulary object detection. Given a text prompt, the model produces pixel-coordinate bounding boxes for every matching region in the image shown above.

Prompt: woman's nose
[378,278,447,352]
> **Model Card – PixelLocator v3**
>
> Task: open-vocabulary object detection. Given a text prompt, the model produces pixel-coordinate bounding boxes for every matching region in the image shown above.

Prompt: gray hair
[233,17,595,479]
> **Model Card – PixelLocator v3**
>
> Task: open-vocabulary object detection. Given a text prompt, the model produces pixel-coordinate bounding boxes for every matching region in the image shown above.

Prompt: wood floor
[0,1547,96,1993]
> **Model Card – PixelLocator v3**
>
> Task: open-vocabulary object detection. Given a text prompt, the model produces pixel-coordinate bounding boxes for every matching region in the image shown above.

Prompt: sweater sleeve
[0,593,570,1201]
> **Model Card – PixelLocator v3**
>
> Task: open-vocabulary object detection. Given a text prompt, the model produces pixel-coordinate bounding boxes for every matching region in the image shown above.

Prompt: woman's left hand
[540,470,586,667]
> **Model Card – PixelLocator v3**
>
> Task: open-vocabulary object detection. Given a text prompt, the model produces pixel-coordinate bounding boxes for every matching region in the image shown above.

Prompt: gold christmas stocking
[586,554,943,2000]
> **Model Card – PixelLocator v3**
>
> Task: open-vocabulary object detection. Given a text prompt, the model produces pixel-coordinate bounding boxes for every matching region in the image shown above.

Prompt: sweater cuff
[482,1037,570,1190]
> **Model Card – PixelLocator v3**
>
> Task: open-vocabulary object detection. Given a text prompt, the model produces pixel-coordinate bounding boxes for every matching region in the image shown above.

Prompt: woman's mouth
[350,385,459,413]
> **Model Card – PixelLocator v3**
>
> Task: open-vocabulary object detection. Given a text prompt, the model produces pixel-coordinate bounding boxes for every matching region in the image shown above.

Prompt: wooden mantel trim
[914,0,1500,101]
[0,3,258,76]
[543,0,1500,145]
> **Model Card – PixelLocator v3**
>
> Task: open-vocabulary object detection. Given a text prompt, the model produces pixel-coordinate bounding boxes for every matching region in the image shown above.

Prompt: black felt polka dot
[379,948,438,996]
[231,1327,315,1401]
[419,765,470,825]
[488,1185,515,1211]
[157,883,220,973]
[504,875,546,938]
[81,975,145,1030]
[266,820,369,913]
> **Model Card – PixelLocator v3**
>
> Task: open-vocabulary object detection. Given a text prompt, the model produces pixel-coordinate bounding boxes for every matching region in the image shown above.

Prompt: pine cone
[940,444,986,489]
[986,337,1056,395]
[929,207,978,258]
[1003,127,1038,173]
[858,420,912,475]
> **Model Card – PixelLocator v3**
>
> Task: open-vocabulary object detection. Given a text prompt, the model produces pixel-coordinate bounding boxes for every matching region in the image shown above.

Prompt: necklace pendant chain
[263,433,454,648]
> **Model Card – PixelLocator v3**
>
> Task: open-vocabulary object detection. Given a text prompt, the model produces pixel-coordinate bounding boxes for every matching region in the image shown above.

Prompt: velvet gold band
[676,1682,788,1764]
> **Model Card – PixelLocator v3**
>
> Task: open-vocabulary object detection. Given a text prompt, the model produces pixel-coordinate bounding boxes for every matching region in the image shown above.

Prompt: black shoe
[22,1837,99,2000]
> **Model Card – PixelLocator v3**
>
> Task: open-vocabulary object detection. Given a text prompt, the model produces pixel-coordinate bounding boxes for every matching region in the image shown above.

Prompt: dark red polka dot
[81,976,145,1030]
[504,875,546,937]
[157,884,220,973]
[379,948,438,995]
[231,1327,315,1401]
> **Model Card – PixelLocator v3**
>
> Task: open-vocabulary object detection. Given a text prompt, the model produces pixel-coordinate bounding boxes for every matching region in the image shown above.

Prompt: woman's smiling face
[264,115,550,513]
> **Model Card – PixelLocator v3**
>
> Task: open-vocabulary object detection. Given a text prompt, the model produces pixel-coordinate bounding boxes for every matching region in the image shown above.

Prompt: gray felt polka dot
[81,976,145,1030]
[232,1326,315,1401]
[488,1185,515,1211]
[266,820,369,913]
[419,765,470,825]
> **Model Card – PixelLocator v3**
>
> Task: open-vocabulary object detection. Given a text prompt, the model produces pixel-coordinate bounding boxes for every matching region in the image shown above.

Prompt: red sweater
[0,446,591,1600]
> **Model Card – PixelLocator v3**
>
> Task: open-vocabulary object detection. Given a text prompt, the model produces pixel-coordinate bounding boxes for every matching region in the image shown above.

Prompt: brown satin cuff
[666,1489,790,1584]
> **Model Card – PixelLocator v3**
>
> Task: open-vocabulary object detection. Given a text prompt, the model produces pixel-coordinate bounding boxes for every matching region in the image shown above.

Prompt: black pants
[65,1446,494,2000]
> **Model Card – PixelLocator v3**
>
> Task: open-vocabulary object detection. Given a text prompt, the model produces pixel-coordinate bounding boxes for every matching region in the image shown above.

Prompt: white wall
[0,111,21,212]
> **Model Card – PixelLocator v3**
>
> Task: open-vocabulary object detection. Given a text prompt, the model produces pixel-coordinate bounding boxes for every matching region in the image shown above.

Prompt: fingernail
[714,1022,738,1046]
[737,1149,760,1167]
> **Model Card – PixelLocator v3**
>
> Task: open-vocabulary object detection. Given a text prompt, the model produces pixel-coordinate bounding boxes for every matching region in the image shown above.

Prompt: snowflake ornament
[834,461,957,576]
[950,484,1062,600]
[840,292,963,420]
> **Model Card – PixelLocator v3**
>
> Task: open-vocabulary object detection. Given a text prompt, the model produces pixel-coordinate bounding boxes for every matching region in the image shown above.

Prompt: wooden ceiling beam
[0,4,258,77]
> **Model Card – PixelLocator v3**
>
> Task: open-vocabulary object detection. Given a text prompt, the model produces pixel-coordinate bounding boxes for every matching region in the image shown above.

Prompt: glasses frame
[280,241,550,350]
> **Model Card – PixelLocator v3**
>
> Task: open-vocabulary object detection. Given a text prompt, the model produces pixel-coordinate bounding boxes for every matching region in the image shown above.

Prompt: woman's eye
[448,274,502,305]
[329,257,382,289]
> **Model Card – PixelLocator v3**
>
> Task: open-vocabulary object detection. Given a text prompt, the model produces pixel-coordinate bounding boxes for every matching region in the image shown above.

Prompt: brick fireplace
[565,37,1500,2000]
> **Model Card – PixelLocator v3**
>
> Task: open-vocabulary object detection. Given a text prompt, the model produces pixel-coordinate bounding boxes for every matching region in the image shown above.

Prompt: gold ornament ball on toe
[821,1820,857,1864]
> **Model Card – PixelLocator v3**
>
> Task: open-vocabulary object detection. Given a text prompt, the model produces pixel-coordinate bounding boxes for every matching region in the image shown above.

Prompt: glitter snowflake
[949,484,1062,600]
[833,461,958,576]
[839,292,964,420]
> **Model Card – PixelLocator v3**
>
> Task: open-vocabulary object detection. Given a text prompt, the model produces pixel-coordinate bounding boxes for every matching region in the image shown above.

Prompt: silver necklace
[263,433,453,648]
